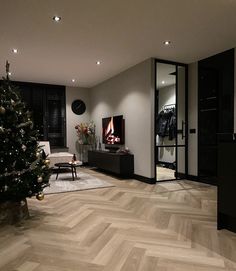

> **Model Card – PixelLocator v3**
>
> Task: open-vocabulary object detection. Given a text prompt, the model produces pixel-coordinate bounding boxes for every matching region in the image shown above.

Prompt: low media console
[88,150,134,178]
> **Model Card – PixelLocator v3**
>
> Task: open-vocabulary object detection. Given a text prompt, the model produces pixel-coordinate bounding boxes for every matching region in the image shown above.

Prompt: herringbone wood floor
[1,168,236,271]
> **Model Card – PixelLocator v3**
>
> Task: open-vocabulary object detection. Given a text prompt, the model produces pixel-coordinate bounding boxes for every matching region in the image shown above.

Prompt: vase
[78,144,94,163]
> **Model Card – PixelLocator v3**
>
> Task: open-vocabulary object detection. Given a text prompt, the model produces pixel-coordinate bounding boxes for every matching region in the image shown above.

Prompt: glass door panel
[155,61,187,182]
[156,62,177,181]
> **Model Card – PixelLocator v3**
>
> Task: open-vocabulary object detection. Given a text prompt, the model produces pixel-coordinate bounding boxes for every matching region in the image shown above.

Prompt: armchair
[38,141,74,167]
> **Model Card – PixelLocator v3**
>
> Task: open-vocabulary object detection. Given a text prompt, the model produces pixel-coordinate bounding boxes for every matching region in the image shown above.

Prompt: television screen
[102,115,124,145]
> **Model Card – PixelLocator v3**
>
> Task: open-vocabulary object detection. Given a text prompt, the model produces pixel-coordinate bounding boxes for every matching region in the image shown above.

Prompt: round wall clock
[71,99,86,115]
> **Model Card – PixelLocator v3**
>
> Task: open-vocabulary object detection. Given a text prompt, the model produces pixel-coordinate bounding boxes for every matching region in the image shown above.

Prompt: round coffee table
[54,162,82,181]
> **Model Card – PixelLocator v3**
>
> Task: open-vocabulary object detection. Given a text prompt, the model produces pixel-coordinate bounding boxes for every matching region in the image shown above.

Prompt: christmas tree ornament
[44,159,50,165]
[0,126,4,133]
[37,176,43,182]
[0,106,6,114]
[22,145,27,151]
[36,192,44,201]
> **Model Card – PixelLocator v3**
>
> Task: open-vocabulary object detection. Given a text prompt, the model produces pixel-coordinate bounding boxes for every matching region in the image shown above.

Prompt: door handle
[182,121,186,139]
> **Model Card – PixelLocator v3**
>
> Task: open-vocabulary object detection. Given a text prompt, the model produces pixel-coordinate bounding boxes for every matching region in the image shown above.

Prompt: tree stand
[0,199,29,225]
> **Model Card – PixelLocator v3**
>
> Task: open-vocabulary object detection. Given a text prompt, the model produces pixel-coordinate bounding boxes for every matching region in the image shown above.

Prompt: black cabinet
[88,150,134,178]
[218,141,236,233]
[15,81,66,147]
[198,49,234,185]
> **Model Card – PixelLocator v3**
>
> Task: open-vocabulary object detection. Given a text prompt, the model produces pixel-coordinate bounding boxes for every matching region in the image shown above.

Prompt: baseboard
[176,172,199,182]
[88,167,133,180]
[218,212,236,233]
[133,174,156,184]
[186,174,199,182]
[196,178,217,186]
[175,172,187,179]
[176,173,217,186]
[189,175,217,186]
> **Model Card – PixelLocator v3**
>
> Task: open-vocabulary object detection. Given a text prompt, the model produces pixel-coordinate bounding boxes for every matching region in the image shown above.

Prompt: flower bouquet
[75,121,96,145]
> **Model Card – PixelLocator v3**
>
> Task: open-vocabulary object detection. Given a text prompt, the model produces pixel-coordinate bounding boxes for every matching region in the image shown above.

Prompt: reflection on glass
[156,62,176,181]
[156,146,176,181]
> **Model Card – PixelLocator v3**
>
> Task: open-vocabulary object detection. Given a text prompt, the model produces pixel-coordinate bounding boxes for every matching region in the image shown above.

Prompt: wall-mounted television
[102,115,125,145]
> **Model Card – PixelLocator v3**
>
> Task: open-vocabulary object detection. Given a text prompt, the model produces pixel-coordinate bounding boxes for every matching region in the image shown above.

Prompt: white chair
[38,141,74,167]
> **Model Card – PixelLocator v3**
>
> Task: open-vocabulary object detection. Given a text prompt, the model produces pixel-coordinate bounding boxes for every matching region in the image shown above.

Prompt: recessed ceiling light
[8,72,12,76]
[163,40,171,45]
[161,80,165,84]
[72,79,75,82]
[12,48,18,54]
[96,61,101,65]
[53,16,61,22]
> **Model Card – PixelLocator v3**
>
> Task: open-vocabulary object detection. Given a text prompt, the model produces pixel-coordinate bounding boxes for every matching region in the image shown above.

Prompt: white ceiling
[0,0,236,88]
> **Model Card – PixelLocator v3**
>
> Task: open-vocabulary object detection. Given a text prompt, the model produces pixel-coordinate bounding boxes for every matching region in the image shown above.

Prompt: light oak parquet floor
[1,168,236,271]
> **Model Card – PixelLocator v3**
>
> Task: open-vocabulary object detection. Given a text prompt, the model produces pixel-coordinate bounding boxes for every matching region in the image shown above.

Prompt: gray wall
[66,86,91,156]
[90,59,155,178]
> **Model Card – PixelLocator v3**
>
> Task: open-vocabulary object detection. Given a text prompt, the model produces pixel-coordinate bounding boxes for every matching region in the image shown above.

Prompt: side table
[54,162,82,181]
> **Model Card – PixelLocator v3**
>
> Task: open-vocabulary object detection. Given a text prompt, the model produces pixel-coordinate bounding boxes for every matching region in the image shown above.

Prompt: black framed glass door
[155,60,187,182]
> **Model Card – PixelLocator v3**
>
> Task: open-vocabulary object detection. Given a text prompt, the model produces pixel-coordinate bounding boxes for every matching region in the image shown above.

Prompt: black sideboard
[88,150,134,178]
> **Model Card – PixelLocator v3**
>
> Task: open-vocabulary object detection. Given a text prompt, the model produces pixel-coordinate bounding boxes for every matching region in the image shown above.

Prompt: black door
[198,49,234,185]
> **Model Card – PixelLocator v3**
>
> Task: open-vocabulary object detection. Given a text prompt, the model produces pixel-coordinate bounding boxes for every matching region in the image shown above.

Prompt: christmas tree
[0,62,50,203]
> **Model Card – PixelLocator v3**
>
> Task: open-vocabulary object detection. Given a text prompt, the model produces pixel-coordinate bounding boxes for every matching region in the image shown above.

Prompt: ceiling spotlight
[12,48,18,54]
[96,61,101,65]
[163,40,171,45]
[53,16,61,22]
[72,79,75,82]
[161,80,165,84]
[8,72,12,76]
